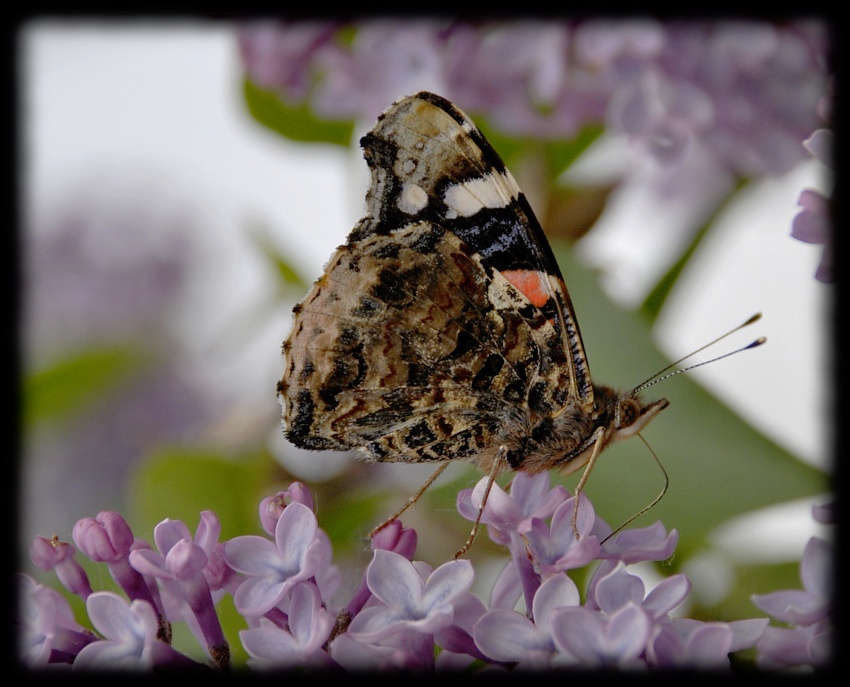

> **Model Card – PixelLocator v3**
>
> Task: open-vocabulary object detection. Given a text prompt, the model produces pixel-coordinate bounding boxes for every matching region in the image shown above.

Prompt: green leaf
[248,227,309,294]
[550,244,827,562]
[474,118,604,185]
[23,345,142,427]
[242,78,354,147]
[128,448,269,542]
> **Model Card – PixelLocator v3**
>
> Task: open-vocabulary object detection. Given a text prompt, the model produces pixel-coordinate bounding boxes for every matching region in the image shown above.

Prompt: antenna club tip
[748,336,767,349]
[744,312,763,326]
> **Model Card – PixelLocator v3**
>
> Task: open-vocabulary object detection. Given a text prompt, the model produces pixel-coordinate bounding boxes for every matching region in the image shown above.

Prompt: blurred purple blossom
[748,502,833,670]
[550,602,652,668]
[752,534,833,669]
[17,573,97,666]
[791,128,834,282]
[22,191,218,552]
[238,19,827,184]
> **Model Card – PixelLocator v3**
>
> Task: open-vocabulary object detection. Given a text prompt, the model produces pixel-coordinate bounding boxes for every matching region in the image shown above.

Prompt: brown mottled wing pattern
[279,92,595,467]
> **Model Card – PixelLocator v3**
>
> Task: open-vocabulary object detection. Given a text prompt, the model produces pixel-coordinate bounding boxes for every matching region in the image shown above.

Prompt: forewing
[354,92,593,410]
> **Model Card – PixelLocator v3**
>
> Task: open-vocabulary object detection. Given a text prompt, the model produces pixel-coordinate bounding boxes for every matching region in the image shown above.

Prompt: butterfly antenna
[633,312,765,394]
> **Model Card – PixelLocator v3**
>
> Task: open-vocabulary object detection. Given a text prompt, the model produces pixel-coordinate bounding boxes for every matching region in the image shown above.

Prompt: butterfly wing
[280,92,595,467]
[356,92,594,412]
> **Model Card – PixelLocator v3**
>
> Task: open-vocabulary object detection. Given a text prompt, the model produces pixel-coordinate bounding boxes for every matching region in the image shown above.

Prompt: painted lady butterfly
[278,92,673,554]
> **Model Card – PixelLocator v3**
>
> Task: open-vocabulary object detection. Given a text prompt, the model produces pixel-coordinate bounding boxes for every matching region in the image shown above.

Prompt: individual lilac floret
[129,518,229,669]
[224,501,326,617]
[337,519,419,636]
[73,512,169,641]
[456,472,569,545]
[17,573,97,666]
[752,537,831,627]
[473,572,581,668]
[597,520,679,564]
[258,483,315,536]
[347,549,473,643]
[791,128,833,283]
[29,536,93,601]
[523,495,602,575]
[550,602,652,668]
[648,617,767,668]
[240,580,335,670]
[586,560,690,620]
[73,592,198,671]
[752,535,833,669]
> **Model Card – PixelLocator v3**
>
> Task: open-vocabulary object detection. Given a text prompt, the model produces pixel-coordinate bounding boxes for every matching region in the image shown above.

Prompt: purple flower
[812,501,834,524]
[312,21,448,124]
[587,561,690,619]
[238,20,826,177]
[457,472,569,546]
[791,182,832,283]
[550,602,652,668]
[473,572,580,668]
[750,533,832,669]
[129,517,229,668]
[258,483,315,536]
[755,621,830,670]
[237,21,340,103]
[29,535,93,600]
[370,518,418,559]
[17,573,97,666]
[597,520,679,564]
[648,617,766,668]
[347,549,473,642]
[752,537,831,627]
[72,512,170,641]
[73,592,200,671]
[523,495,602,575]
[224,502,326,616]
[240,581,335,670]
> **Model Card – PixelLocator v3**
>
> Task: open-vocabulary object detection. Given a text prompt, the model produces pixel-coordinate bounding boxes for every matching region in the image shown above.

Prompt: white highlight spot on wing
[397,182,429,214]
[443,172,520,219]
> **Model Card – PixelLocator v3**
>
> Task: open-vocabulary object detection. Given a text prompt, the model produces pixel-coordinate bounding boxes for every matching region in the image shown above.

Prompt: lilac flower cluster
[21,474,828,672]
[751,503,834,669]
[791,108,834,282]
[238,20,827,192]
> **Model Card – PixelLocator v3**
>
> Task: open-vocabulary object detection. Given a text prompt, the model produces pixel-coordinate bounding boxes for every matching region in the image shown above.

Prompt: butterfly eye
[616,398,641,429]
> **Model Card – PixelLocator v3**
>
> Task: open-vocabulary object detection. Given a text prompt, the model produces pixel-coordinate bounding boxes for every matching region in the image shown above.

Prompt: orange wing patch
[500,270,552,310]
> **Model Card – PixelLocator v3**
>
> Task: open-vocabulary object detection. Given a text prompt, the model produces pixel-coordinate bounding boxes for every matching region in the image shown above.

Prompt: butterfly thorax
[496,384,669,477]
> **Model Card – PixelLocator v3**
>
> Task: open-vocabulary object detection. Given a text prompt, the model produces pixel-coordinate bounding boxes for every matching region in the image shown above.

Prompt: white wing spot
[443,172,519,219]
[397,183,429,215]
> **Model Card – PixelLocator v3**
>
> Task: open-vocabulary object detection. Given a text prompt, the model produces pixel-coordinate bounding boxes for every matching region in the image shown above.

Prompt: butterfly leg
[571,426,606,539]
[369,462,450,538]
[453,447,506,559]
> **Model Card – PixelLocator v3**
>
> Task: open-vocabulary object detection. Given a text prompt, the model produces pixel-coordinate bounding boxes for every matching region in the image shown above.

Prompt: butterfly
[278,91,673,556]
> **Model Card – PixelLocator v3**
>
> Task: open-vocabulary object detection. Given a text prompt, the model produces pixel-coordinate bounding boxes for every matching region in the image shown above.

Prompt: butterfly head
[544,385,668,476]
[610,390,670,441]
